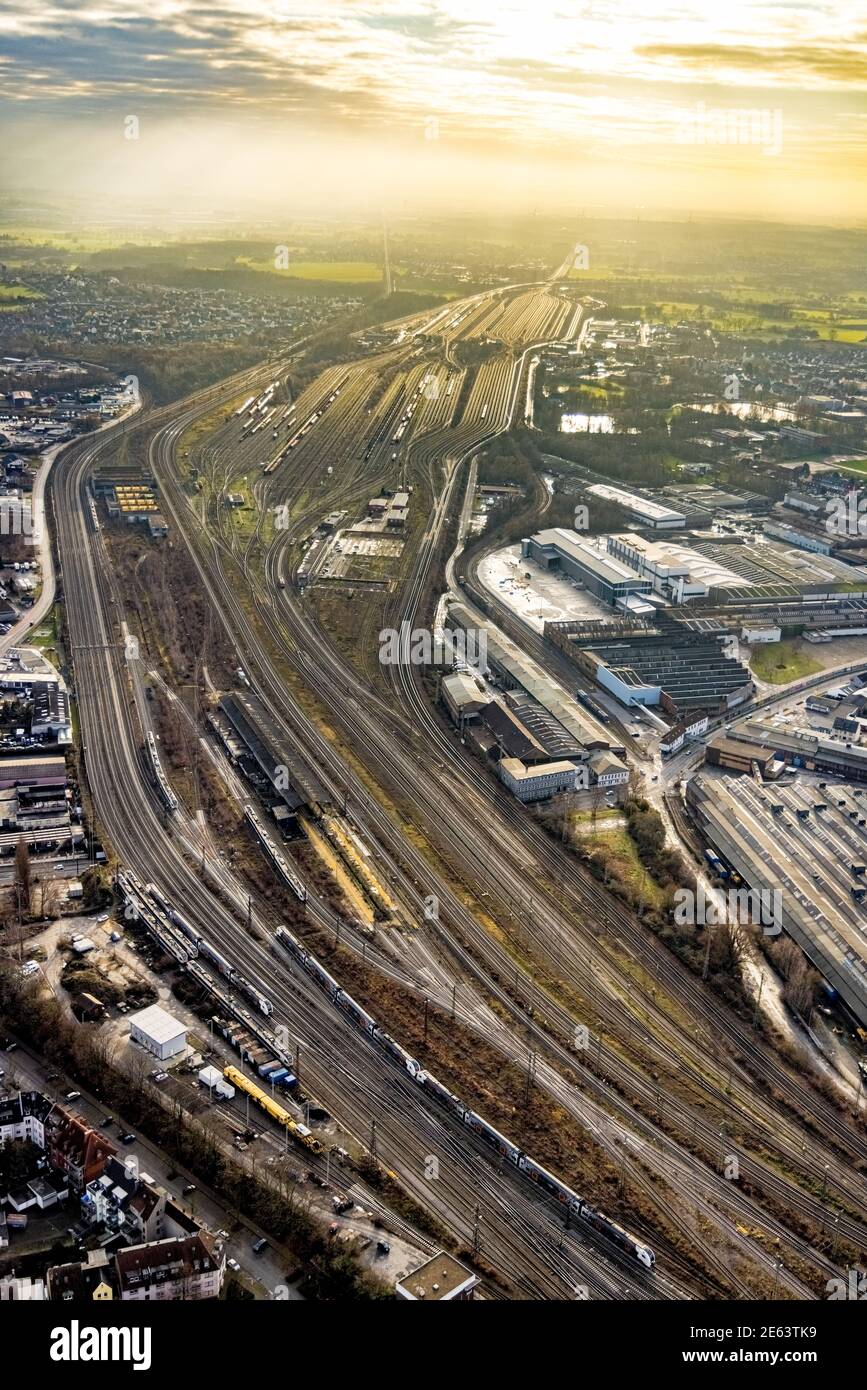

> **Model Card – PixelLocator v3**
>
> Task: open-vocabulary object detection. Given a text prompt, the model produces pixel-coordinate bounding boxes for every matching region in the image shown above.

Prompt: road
[1,1040,302,1298]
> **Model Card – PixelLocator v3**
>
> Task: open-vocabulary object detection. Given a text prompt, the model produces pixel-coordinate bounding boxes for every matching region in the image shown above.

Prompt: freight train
[574,690,610,725]
[273,925,655,1267]
[223,1065,321,1152]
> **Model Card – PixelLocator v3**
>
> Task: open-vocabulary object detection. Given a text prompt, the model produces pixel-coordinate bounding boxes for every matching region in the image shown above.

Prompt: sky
[1,1,866,224]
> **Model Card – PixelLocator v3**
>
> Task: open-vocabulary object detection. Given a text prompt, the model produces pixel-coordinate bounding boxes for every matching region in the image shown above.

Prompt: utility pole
[524,1048,536,1105]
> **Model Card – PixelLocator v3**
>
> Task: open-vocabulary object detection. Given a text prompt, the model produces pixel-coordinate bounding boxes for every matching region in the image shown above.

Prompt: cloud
[0,1,865,219]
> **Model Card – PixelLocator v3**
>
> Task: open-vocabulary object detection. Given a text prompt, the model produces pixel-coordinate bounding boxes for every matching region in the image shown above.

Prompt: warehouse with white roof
[129,1004,187,1061]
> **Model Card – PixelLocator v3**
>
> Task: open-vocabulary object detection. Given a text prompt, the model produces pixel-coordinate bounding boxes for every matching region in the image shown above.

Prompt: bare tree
[40,878,62,920]
[14,836,31,921]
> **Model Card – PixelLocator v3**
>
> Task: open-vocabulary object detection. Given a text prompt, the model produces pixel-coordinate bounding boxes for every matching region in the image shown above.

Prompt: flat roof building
[565,633,753,715]
[521,529,652,608]
[129,1004,187,1062]
[585,483,686,529]
[395,1251,479,1301]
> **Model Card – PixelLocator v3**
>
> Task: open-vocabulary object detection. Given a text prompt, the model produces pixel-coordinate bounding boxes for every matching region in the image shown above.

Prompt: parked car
[252,1237,268,1254]
[120,1132,136,1145]
[227,1258,241,1273]
[100,1116,113,1128]
[152,1072,168,1083]
[182,1183,196,1196]
[66,1091,81,1101]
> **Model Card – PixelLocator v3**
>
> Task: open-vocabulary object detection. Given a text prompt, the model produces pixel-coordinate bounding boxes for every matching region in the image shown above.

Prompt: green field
[749,640,823,685]
[239,258,383,282]
[0,284,41,310]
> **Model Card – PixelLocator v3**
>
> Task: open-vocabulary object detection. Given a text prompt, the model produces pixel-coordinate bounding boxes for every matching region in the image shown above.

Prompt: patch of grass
[239,259,383,283]
[578,825,668,910]
[0,285,41,310]
[749,640,823,684]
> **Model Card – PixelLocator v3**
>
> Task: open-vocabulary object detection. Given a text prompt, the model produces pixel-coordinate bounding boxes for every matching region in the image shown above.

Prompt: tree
[14,836,31,919]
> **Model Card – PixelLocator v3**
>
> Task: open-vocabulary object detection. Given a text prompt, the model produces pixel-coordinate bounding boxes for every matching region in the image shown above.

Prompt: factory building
[520,529,652,609]
[440,670,489,724]
[705,734,780,776]
[687,774,867,1025]
[763,521,832,556]
[30,681,72,743]
[783,491,827,518]
[585,483,686,529]
[605,533,742,602]
[560,632,753,715]
[705,720,867,783]
[588,750,630,787]
[445,604,610,751]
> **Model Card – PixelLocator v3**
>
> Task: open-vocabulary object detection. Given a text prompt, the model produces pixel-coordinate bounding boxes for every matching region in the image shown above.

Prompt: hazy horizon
[1,2,866,228]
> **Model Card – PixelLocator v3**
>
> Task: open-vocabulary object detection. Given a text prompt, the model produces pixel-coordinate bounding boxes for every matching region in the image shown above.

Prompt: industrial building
[445,604,610,750]
[687,774,867,1025]
[105,484,161,523]
[219,690,323,835]
[30,681,72,743]
[784,490,827,519]
[588,750,630,787]
[520,529,653,610]
[605,533,745,602]
[128,1004,187,1062]
[763,521,833,556]
[683,535,867,600]
[705,734,781,777]
[551,628,753,716]
[585,483,686,529]
[440,670,489,724]
[705,718,867,783]
[605,531,867,604]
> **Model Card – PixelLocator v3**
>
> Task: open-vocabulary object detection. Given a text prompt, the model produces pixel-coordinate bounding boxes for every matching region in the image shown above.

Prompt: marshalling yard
[5,257,867,1304]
